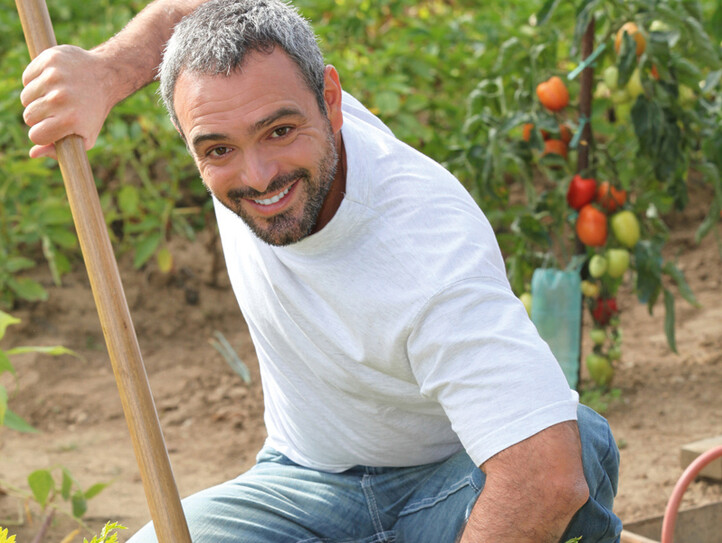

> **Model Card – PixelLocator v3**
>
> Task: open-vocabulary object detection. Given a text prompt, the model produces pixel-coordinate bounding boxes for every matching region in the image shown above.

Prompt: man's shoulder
[341,91,395,136]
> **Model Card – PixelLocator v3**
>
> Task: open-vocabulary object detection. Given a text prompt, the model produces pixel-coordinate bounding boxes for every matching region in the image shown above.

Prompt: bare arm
[460,421,589,542]
[20,0,208,158]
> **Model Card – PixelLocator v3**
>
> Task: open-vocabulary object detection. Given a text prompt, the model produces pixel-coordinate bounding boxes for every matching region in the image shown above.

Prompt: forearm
[92,0,210,107]
[459,421,589,542]
[459,473,587,542]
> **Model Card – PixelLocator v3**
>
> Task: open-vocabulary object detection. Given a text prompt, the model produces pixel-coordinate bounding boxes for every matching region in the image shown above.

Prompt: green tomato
[610,210,641,248]
[679,84,695,106]
[611,88,630,105]
[588,254,608,278]
[650,20,670,32]
[615,102,632,124]
[581,280,600,298]
[626,68,644,99]
[520,292,533,317]
[603,66,619,90]
[608,347,622,361]
[605,248,630,278]
[594,82,611,100]
[590,328,607,345]
[586,354,614,387]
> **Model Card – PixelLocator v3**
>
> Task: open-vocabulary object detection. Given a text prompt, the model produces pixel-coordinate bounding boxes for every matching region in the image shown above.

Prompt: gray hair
[158,0,326,131]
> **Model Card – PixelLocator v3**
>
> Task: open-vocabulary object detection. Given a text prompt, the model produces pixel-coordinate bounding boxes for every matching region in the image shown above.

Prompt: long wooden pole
[14,2,192,541]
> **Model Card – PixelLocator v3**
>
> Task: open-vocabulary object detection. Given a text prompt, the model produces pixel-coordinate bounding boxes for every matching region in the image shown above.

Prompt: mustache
[226,169,311,201]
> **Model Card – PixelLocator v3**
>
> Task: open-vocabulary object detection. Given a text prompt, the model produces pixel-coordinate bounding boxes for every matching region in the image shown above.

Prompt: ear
[323,65,344,134]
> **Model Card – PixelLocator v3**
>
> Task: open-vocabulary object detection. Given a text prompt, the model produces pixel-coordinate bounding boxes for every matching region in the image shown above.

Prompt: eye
[208,146,231,158]
[271,126,293,138]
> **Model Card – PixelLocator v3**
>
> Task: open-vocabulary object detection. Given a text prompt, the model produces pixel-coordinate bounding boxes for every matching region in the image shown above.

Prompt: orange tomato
[542,139,568,159]
[615,22,646,56]
[651,64,660,80]
[522,123,534,141]
[536,76,570,112]
[596,181,627,213]
[576,204,608,247]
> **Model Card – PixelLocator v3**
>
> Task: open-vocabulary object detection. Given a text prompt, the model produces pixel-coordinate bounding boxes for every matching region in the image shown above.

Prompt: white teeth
[254,185,292,206]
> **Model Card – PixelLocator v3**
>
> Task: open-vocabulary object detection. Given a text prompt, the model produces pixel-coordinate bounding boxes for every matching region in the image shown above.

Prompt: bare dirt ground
[1,181,721,542]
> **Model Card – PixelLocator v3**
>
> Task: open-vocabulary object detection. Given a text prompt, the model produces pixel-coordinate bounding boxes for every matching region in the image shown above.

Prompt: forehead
[173,49,318,137]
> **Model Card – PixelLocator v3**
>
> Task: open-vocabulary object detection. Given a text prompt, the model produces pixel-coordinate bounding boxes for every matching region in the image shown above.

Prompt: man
[20,1,622,541]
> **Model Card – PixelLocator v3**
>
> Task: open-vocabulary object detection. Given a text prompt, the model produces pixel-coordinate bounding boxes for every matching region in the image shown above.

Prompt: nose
[241,151,280,194]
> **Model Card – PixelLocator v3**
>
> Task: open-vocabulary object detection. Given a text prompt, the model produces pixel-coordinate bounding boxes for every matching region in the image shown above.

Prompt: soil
[1,181,721,542]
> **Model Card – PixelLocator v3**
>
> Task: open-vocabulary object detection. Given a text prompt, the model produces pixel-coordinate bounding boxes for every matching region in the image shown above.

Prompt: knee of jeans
[577,405,620,502]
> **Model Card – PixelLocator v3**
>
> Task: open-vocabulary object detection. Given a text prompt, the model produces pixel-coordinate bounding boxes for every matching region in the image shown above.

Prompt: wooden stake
[14,2,191,541]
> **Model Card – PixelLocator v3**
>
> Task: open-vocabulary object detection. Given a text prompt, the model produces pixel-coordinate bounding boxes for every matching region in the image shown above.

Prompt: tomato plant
[452,0,718,392]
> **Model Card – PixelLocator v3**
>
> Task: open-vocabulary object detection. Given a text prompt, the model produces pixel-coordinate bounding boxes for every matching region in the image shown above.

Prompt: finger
[27,115,68,147]
[29,143,58,160]
[21,47,54,86]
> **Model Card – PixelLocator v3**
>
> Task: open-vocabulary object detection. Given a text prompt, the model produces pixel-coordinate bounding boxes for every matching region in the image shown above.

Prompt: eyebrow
[190,107,304,154]
[249,107,304,135]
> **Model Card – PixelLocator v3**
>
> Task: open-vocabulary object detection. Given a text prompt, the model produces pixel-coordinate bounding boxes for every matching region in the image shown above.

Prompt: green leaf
[0,351,15,376]
[28,470,55,508]
[7,345,77,357]
[663,288,677,353]
[694,200,720,244]
[47,227,78,250]
[3,408,38,433]
[117,185,140,216]
[8,277,48,302]
[40,203,72,226]
[536,0,561,26]
[84,482,109,500]
[133,231,162,269]
[0,311,21,341]
[663,262,700,308]
[634,241,663,308]
[4,257,35,273]
[71,491,88,518]
[617,33,638,87]
[0,384,7,426]
[681,15,720,68]
[61,468,74,500]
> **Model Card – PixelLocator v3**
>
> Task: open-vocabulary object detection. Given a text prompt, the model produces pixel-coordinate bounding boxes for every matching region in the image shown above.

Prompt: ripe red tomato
[591,297,618,326]
[576,204,608,246]
[536,76,570,112]
[596,181,627,212]
[567,174,597,210]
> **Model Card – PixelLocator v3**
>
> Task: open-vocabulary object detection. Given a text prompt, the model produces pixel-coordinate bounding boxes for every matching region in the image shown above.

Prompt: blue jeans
[130,405,621,542]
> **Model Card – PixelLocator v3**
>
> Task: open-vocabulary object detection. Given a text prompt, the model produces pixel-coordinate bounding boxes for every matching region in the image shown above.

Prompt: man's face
[173,49,344,246]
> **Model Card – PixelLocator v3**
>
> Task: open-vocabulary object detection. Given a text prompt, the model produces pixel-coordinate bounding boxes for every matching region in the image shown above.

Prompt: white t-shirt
[213,92,578,472]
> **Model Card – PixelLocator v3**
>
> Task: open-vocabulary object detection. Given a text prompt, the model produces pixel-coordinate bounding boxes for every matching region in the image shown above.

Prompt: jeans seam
[361,473,385,534]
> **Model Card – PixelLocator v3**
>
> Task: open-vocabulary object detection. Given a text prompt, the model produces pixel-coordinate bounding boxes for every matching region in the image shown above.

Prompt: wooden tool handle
[15,2,191,541]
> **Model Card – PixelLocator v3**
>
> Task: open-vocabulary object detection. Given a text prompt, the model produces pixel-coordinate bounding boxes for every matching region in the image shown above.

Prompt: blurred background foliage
[1,0,720,309]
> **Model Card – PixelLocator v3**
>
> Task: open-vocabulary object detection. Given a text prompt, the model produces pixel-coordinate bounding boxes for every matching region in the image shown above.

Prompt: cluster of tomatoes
[524,76,574,160]
[565,173,642,386]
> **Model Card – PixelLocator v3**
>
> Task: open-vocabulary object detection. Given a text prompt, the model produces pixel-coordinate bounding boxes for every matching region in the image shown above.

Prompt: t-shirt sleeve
[407,276,579,467]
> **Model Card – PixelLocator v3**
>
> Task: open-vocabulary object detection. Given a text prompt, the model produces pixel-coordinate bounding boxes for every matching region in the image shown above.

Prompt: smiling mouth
[252,181,296,206]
